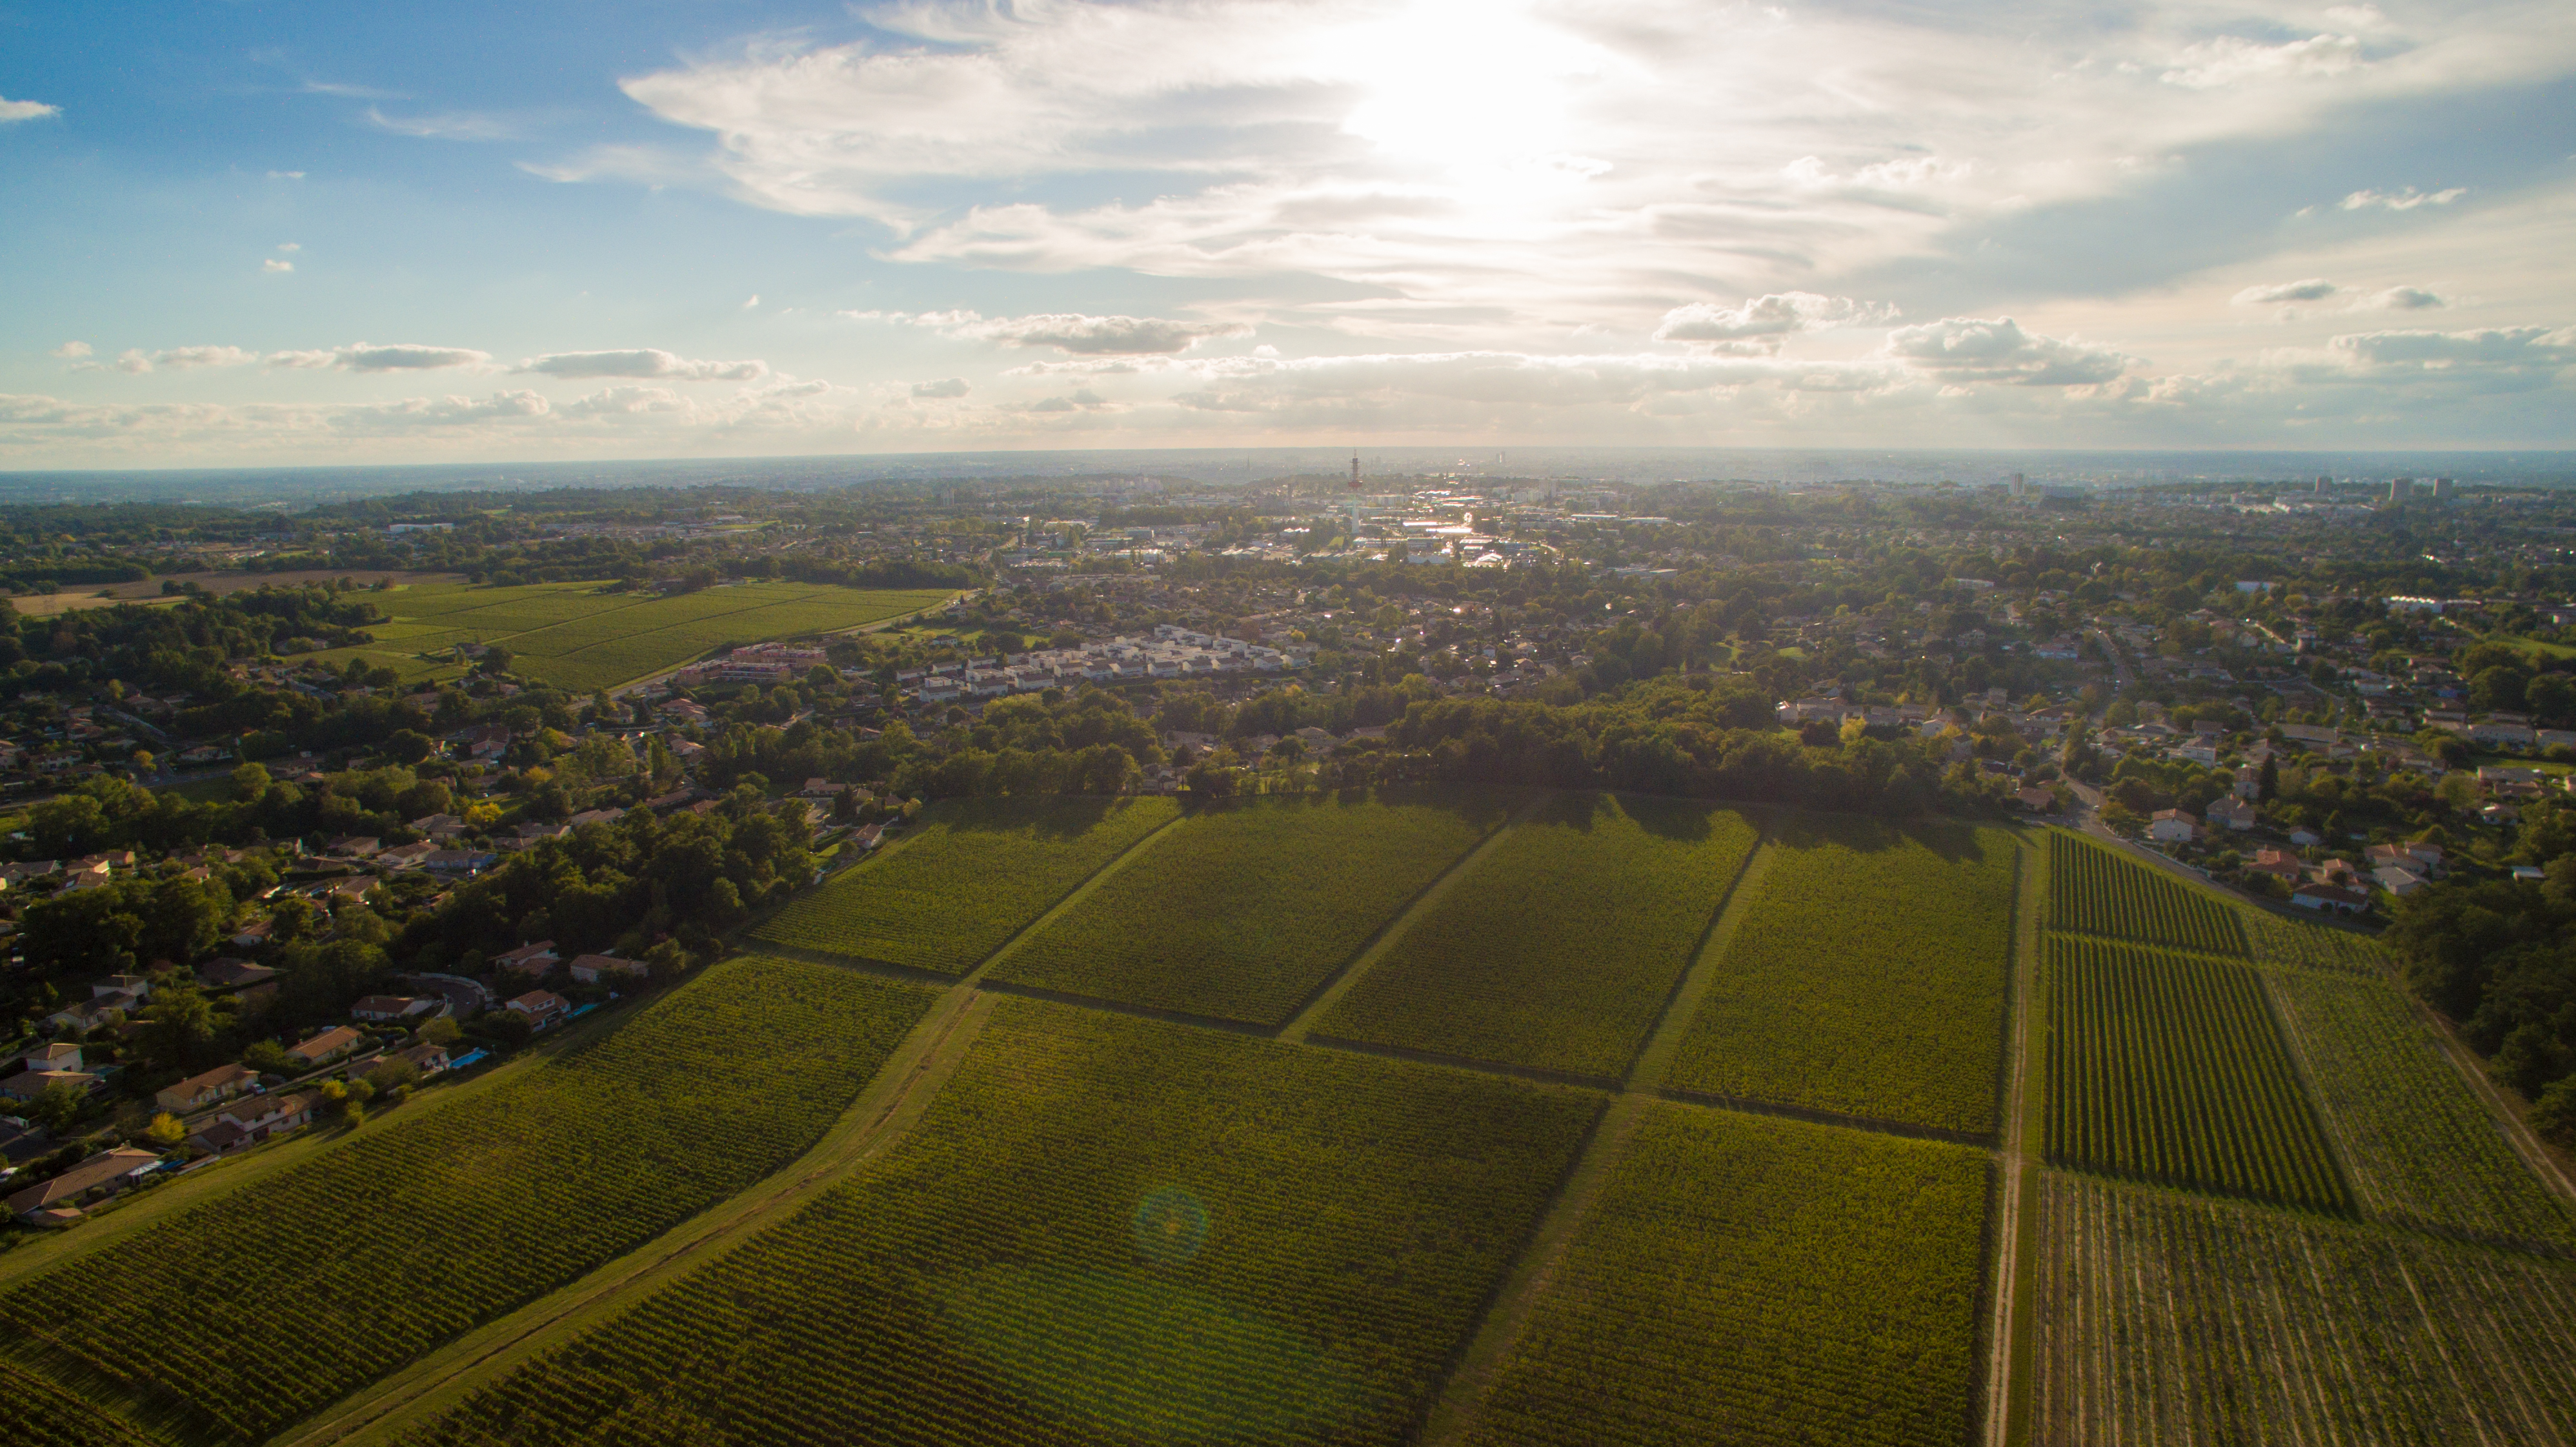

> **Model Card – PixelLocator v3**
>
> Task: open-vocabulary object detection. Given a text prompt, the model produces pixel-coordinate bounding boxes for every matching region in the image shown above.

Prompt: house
[2287,826,2325,847]
[2147,809,2200,844]
[196,958,279,991]
[381,1041,452,1078]
[215,1089,321,1141]
[567,808,625,829]
[378,841,442,869]
[325,835,383,858]
[506,989,572,1031]
[186,1118,256,1156]
[2206,798,2258,831]
[801,777,841,798]
[2373,865,2430,896]
[566,954,647,986]
[408,813,470,840]
[5,1146,163,1223]
[350,995,441,1024]
[230,918,276,949]
[90,973,152,1003]
[1,1068,100,1102]
[2292,882,2371,915]
[18,1042,83,1076]
[283,1026,363,1068]
[2246,849,2307,884]
[455,724,512,760]
[2233,765,2263,800]
[493,940,561,973]
[2013,785,2055,811]
[155,1062,260,1114]
[421,849,499,876]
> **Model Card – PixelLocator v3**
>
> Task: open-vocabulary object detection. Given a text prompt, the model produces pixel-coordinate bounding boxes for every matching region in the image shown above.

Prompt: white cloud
[1881,318,2130,385]
[112,345,260,374]
[0,96,59,123]
[512,349,769,381]
[263,259,296,274]
[2339,187,2468,211]
[277,243,301,253]
[1655,294,1898,354]
[2364,286,2447,310]
[911,377,972,399]
[562,385,692,417]
[48,342,90,360]
[365,107,520,141]
[850,309,1251,356]
[2326,325,2576,372]
[2160,34,2365,90]
[743,294,760,309]
[267,170,306,180]
[265,343,493,372]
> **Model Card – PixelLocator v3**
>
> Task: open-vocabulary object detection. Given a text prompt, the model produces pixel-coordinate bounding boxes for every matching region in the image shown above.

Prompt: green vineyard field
[2047,832,2248,956]
[401,1000,1602,1447]
[0,1361,163,1447]
[2240,907,2387,974]
[753,796,1181,974]
[2033,1172,2576,1446]
[0,956,934,1445]
[1314,793,1759,1078]
[1664,815,2017,1135]
[2044,936,2346,1211]
[989,788,1514,1025]
[1466,1104,1988,1447]
[2266,968,2576,1248]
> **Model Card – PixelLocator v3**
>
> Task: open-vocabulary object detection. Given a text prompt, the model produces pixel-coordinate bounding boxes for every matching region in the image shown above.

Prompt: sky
[2,0,2573,469]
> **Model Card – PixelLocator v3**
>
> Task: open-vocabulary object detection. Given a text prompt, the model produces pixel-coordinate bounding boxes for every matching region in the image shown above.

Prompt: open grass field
[399,1000,1603,1447]
[2048,831,2248,956]
[0,956,934,1446]
[752,796,1181,974]
[1464,1104,1988,1447]
[307,579,954,689]
[2266,968,2576,1249]
[1313,794,1759,1079]
[2044,936,2346,1211]
[989,787,1516,1025]
[2033,1171,2576,1446]
[1662,814,2017,1135]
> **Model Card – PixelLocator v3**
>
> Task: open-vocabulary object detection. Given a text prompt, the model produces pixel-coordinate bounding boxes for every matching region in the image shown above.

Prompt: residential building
[155,1062,260,1114]
[5,1146,163,1224]
[2147,809,2200,844]
[566,954,647,985]
[284,1026,363,1067]
[507,990,572,1031]
[350,995,441,1024]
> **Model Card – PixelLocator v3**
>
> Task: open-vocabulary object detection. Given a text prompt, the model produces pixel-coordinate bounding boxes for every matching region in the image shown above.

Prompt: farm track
[277,990,1001,1447]
[1990,831,2042,1447]
[1276,791,1556,1044]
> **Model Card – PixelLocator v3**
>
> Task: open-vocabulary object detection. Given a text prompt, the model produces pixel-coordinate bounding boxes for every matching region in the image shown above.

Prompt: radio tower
[1349,451,1362,491]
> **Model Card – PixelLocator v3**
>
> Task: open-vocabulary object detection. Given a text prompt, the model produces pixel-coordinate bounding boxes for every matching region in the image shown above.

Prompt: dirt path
[1984,831,2046,1447]
[1276,791,1553,1044]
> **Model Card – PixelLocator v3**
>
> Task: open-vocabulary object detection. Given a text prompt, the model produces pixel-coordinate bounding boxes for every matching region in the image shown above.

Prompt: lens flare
[1132,1186,1211,1267]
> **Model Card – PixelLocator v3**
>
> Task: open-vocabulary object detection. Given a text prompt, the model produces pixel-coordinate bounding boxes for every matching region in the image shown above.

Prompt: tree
[2531,1077,2576,1149]
[479,643,514,676]
[143,1111,187,1148]
[382,729,437,764]
[232,761,272,803]
[418,1015,463,1047]
[2527,673,2576,728]
[141,984,219,1073]
[26,1079,87,1133]
[243,1040,296,1074]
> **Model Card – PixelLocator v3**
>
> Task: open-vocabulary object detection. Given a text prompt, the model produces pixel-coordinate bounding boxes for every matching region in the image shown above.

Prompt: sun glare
[1340,1,1604,170]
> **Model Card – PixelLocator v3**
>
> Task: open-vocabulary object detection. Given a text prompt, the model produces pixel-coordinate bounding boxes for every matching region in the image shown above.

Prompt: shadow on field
[1176,783,1524,835]
[1767,809,1993,865]
[927,794,1139,840]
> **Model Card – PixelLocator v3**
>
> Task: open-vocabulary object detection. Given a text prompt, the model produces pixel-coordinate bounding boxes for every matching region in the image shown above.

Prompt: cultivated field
[0,1360,161,1447]
[990,788,1514,1025]
[2267,967,2576,1248]
[1663,814,2017,1135]
[2048,831,2248,956]
[2033,1171,2576,1446]
[401,1000,1602,1446]
[308,579,954,689]
[2044,936,2346,1211]
[1314,793,1759,1078]
[1465,1104,1987,1447]
[752,796,1181,974]
[2240,906,2387,973]
[0,956,933,1444]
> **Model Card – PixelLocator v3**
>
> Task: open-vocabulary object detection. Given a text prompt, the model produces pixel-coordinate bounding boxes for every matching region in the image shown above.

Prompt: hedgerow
[402,1000,1602,1447]
[1314,793,1758,1078]
[753,795,1180,973]
[2044,936,2346,1211]
[1665,814,2017,1135]
[1467,1104,1988,1447]
[991,787,1513,1024]
[0,955,934,1444]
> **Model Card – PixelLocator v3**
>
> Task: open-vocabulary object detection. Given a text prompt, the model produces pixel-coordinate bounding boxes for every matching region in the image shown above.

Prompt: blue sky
[4,0,2574,466]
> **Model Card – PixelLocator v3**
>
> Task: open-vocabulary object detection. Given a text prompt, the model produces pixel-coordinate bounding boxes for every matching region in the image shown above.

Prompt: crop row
[2048,831,2248,956]
[0,955,934,1445]
[2239,907,2388,975]
[1665,815,2018,1135]
[508,589,948,692]
[754,796,1180,973]
[402,999,1602,1446]
[0,1360,161,1447]
[2033,1171,2576,1446]
[2044,936,2347,1211]
[2266,967,2575,1250]
[1314,793,1758,1079]
[991,787,1516,1025]
[1466,1104,1988,1447]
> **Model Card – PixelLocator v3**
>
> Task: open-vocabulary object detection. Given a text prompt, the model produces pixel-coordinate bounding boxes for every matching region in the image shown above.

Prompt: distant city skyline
[4,0,2573,466]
